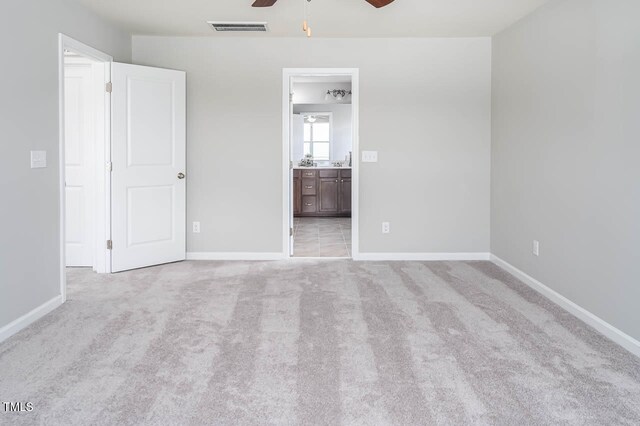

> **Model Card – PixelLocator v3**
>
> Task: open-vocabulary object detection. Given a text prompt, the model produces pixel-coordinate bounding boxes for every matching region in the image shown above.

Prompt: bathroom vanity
[293,167,351,217]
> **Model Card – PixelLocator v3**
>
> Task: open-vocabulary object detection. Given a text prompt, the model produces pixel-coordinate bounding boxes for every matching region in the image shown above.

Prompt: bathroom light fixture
[325,89,352,101]
[307,116,317,123]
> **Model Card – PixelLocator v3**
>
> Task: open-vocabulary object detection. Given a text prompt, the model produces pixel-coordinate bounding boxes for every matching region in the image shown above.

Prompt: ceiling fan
[252,0,394,8]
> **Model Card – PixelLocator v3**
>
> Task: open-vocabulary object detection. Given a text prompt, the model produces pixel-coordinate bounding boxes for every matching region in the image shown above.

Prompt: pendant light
[303,0,312,38]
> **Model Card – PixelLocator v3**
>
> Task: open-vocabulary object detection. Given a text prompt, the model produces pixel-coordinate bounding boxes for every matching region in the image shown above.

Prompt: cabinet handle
[305,185,313,189]
[341,179,344,183]
[305,203,313,206]
[335,179,338,183]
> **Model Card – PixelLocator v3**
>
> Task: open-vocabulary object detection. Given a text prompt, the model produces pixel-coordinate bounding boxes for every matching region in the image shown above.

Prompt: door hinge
[290,227,293,237]
[106,240,113,250]
[289,93,294,103]
[106,162,112,172]
[290,160,293,170]
[106,82,113,93]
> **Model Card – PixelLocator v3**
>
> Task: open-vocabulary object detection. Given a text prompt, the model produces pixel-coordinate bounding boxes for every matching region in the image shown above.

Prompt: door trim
[58,34,113,301]
[282,68,360,259]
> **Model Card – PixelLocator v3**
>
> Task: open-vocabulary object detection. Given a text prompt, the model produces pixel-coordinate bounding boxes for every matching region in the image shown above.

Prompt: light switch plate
[362,151,378,163]
[30,151,47,168]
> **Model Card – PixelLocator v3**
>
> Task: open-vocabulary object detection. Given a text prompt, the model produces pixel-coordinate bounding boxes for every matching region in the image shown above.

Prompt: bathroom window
[303,114,330,161]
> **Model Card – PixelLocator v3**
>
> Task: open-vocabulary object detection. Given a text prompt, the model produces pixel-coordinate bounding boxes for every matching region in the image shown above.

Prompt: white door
[65,63,95,267]
[111,63,186,272]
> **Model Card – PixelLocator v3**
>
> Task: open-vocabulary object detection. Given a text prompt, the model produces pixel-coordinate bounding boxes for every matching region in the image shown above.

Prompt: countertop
[293,166,351,170]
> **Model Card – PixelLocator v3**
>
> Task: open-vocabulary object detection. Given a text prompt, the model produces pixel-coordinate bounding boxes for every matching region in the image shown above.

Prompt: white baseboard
[491,255,640,358]
[187,252,492,262]
[186,252,285,261]
[355,252,491,261]
[0,295,64,344]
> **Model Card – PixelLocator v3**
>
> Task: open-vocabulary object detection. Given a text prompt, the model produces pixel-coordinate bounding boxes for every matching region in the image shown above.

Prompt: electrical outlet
[533,240,540,256]
[193,222,201,233]
[30,151,47,168]
[382,222,390,234]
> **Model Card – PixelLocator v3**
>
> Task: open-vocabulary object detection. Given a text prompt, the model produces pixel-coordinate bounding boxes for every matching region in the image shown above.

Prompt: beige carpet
[0,260,639,425]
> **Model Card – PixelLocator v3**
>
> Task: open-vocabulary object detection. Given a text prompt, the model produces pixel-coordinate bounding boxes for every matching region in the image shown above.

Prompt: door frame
[282,68,360,259]
[58,34,113,301]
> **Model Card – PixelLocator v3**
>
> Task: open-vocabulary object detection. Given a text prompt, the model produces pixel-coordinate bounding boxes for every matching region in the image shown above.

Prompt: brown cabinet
[302,178,316,195]
[340,177,351,213]
[302,196,317,213]
[319,177,339,212]
[293,168,351,217]
[293,170,301,215]
[301,169,317,179]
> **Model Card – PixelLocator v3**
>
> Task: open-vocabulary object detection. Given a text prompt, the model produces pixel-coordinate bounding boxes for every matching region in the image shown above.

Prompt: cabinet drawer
[302,196,317,213]
[302,178,316,195]
[319,169,338,178]
[300,169,317,178]
[340,169,351,178]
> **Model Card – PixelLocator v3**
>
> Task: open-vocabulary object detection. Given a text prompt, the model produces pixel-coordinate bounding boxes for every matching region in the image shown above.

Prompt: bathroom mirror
[292,108,352,166]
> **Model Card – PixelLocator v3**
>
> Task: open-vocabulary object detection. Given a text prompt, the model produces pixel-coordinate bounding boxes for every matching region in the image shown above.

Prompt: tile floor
[293,217,352,258]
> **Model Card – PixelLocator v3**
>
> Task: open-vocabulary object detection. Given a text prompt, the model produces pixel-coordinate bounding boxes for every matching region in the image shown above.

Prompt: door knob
[177,172,185,179]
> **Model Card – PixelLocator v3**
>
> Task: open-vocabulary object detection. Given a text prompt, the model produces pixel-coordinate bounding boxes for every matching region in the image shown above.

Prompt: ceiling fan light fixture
[365,0,395,7]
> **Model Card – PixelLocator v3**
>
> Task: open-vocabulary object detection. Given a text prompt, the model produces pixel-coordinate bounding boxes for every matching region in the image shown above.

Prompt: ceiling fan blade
[252,0,278,7]
[365,0,395,8]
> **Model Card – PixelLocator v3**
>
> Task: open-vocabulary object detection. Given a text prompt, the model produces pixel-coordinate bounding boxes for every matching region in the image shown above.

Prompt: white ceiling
[72,0,552,38]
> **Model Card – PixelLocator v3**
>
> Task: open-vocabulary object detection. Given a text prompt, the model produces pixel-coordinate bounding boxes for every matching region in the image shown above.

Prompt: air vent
[207,21,269,32]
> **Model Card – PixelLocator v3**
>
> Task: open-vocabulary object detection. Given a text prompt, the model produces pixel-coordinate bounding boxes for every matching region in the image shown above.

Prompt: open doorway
[60,35,187,291]
[283,69,359,259]
[59,35,113,295]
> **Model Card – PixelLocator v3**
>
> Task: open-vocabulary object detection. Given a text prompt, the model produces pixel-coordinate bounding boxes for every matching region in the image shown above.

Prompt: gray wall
[492,0,640,340]
[132,37,492,254]
[0,0,130,329]
[292,104,352,164]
